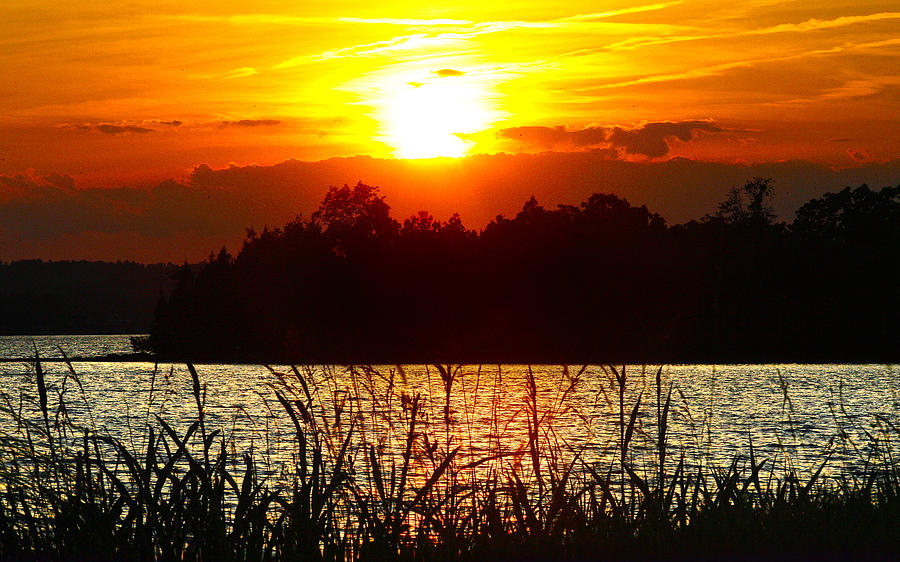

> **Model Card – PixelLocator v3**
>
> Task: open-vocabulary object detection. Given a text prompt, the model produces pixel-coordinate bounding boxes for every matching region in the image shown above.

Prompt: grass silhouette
[0,358,897,560]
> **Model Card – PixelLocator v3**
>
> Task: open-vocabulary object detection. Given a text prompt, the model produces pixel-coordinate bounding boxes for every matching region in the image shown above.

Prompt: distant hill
[0,260,180,335]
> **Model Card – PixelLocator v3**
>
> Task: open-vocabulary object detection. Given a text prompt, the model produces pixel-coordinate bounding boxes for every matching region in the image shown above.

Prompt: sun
[377,73,496,159]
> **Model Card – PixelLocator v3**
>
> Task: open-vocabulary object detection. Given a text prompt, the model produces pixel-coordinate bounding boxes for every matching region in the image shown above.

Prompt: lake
[1,334,897,481]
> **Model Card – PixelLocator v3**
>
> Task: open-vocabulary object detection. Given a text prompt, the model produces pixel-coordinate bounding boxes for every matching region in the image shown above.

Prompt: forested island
[137,179,899,364]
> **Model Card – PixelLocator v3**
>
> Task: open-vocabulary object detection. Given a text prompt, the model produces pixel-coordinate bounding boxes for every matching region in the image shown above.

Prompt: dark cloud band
[497,120,725,157]
[2,154,897,261]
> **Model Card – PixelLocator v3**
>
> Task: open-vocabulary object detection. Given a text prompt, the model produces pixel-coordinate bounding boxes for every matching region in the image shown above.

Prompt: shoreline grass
[0,359,897,560]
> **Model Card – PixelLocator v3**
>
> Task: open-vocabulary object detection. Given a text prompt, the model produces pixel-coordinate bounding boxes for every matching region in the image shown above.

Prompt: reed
[0,359,897,560]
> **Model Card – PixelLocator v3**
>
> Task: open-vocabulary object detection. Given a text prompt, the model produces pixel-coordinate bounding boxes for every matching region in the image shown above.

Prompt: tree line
[142,179,899,363]
[0,260,177,335]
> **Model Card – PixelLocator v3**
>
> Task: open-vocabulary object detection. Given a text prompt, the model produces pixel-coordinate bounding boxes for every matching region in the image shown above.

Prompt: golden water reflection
[2,361,897,487]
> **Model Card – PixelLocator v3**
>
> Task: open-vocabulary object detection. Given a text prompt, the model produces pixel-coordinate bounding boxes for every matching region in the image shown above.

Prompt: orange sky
[1,1,898,260]
[3,1,899,175]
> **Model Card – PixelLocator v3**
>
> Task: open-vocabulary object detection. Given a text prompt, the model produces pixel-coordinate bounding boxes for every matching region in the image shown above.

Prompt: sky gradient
[1,1,898,261]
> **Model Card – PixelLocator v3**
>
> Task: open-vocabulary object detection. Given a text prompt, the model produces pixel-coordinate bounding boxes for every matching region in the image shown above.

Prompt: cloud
[64,119,282,133]
[0,166,295,243]
[274,34,435,68]
[847,148,873,162]
[220,119,282,127]
[58,121,184,134]
[434,68,465,77]
[607,121,724,157]
[161,14,472,27]
[163,4,676,29]
[596,11,900,53]
[569,36,900,102]
[497,125,610,150]
[269,2,681,69]
[557,3,681,22]
[164,3,676,31]
[92,124,155,135]
[0,172,126,239]
[0,171,75,203]
[220,66,258,79]
[497,120,725,157]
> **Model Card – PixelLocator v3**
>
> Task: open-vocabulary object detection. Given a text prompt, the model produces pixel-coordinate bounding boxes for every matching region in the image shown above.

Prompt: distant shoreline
[0,353,895,366]
[0,352,156,363]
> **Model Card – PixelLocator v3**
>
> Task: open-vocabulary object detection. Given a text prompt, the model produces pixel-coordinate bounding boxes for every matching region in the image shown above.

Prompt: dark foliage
[145,181,900,363]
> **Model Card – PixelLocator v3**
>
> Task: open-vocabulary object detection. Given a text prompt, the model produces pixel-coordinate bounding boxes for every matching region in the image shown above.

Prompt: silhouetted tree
[713,177,776,226]
[793,184,900,243]
[312,182,399,255]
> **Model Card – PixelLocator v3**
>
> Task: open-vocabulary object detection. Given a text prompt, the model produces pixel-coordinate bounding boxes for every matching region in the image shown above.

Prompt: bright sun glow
[378,75,496,159]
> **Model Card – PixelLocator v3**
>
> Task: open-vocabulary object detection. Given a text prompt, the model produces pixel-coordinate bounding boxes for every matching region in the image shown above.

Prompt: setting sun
[376,71,498,158]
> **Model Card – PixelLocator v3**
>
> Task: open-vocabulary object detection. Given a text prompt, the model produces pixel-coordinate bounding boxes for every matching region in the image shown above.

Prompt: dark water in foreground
[1,334,897,479]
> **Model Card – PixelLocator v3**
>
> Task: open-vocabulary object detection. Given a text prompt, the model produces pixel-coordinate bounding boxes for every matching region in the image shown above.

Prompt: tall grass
[0,359,897,560]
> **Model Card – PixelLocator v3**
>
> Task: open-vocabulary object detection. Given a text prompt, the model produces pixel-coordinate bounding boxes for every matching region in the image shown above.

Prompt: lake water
[1,334,897,481]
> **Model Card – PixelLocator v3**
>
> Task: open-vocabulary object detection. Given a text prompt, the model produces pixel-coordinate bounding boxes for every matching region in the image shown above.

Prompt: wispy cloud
[336,17,471,26]
[273,34,439,68]
[596,11,900,52]
[573,37,900,94]
[158,14,472,26]
[161,3,677,29]
[269,2,681,69]
[556,2,681,22]
[220,66,258,79]
[765,75,900,107]
[573,59,758,92]
[817,77,900,100]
